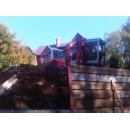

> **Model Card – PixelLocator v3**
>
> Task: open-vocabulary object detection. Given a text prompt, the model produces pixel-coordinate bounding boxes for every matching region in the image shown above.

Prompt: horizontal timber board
[72,81,130,90]
[74,98,130,109]
[74,106,130,113]
[72,90,130,99]
[116,91,130,98]
[70,65,130,76]
[72,73,130,82]
[74,107,123,113]
[115,83,130,90]
[72,81,111,90]
[72,90,112,99]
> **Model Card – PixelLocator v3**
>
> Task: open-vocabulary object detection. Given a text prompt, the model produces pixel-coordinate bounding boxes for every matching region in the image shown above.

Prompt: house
[28,33,104,65]
[28,33,82,65]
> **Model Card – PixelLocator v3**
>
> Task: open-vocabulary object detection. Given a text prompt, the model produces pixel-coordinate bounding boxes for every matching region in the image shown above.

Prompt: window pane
[87,41,98,60]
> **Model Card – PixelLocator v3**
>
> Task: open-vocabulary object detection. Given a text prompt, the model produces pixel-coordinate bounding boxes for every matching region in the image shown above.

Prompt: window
[70,48,76,65]
[48,52,51,60]
[59,51,65,60]
[43,55,48,62]
[70,48,76,56]
[53,50,59,59]
[87,41,98,60]
[53,50,65,60]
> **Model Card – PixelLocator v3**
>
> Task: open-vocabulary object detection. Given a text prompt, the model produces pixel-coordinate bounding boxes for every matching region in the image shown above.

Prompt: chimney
[56,36,60,47]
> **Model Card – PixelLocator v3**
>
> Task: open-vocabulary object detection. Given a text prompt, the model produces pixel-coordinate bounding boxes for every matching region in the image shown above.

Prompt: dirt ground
[0,65,70,110]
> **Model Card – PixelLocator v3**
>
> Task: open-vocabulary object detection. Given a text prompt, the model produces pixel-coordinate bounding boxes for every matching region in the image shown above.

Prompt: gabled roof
[40,46,51,55]
[58,43,69,47]
[36,46,46,55]
[49,44,56,48]
[27,46,37,55]
[49,43,68,48]
[72,32,84,41]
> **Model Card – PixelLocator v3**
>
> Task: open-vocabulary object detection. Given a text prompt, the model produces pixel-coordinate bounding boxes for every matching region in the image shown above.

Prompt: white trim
[51,49,53,59]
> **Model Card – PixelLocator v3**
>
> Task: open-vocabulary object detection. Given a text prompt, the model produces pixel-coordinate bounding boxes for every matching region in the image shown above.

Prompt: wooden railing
[111,80,125,113]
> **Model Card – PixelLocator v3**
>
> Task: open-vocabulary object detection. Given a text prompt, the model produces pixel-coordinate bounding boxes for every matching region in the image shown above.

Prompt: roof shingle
[36,46,46,55]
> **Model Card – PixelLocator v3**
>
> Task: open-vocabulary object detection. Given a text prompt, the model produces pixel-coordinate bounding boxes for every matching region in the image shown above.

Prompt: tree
[121,17,130,65]
[0,24,35,68]
[109,55,119,68]
[104,30,125,68]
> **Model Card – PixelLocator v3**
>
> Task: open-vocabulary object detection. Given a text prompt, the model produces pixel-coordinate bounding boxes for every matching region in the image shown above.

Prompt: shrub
[109,55,119,68]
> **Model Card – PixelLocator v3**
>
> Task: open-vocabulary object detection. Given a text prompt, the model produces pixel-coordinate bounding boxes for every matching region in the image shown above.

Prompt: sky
[0,16,129,50]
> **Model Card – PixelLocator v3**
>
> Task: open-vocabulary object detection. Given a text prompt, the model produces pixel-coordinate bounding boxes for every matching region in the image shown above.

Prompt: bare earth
[0,65,70,110]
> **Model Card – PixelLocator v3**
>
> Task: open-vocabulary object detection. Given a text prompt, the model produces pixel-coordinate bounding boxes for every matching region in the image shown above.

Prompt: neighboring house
[27,39,67,65]
[28,33,88,65]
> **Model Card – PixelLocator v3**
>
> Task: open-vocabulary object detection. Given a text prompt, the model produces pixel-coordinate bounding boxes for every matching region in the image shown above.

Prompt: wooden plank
[74,106,130,113]
[120,98,130,106]
[116,91,130,98]
[70,65,130,76]
[74,107,121,113]
[0,78,18,96]
[75,107,115,113]
[74,99,113,109]
[75,108,114,113]
[122,106,130,113]
[72,90,130,99]
[72,81,111,90]
[114,83,130,90]
[72,81,130,90]
[74,98,130,109]
[1,74,17,87]
[71,73,130,83]
[72,90,112,99]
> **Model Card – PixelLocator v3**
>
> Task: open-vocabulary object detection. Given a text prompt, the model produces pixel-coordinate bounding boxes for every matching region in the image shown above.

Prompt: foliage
[0,24,35,68]
[109,55,119,68]
[104,30,125,68]
[121,17,130,65]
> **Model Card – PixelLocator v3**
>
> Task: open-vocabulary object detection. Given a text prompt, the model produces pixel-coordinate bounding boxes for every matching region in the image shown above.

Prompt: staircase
[67,65,130,113]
